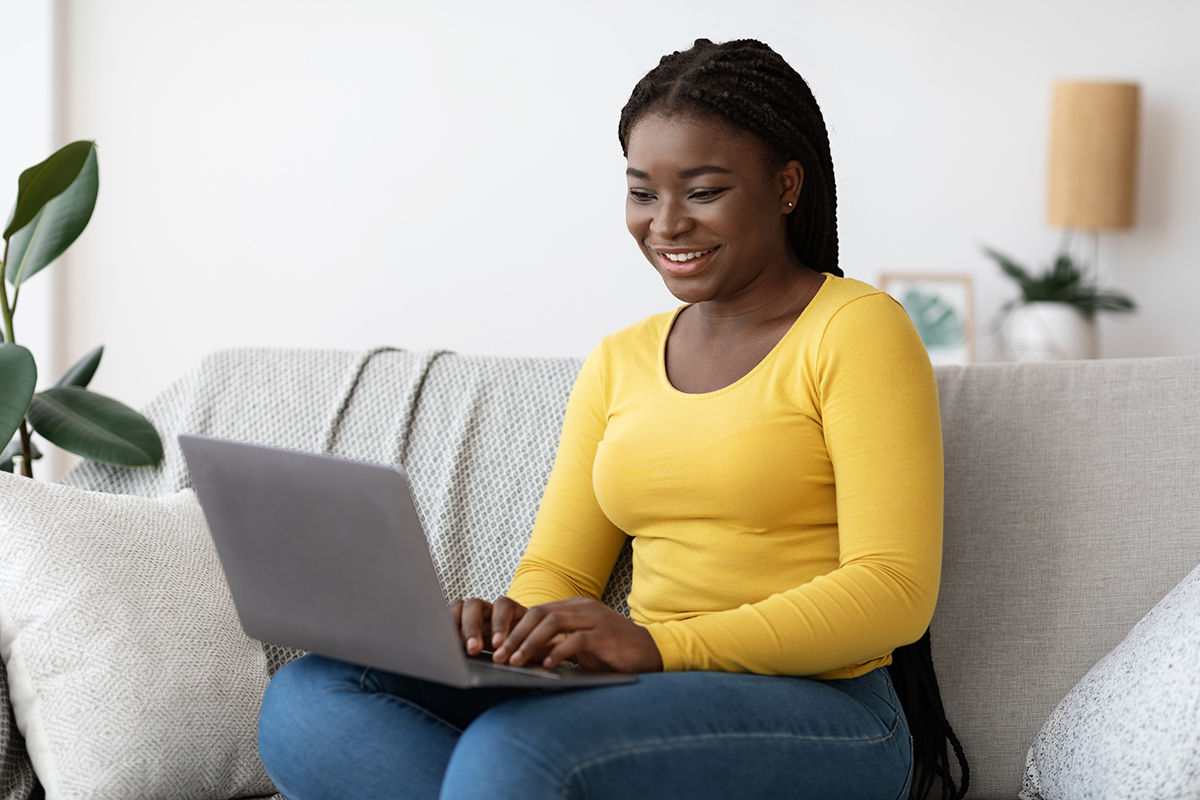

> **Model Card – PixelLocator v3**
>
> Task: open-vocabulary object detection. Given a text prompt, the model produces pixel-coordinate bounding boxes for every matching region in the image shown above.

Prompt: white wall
[56,0,1200,418]
[0,0,56,391]
[0,0,59,476]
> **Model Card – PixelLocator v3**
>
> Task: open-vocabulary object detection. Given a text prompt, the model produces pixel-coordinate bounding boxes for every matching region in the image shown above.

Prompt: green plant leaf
[56,344,104,387]
[0,343,37,449]
[4,142,99,287]
[1052,254,1075,286]
[983,247,1034,291]
[4,141,94,240]
[0,436,42,473]
[987,244,1136,316]
[1090,292,1137,313]
[27,386,163,467]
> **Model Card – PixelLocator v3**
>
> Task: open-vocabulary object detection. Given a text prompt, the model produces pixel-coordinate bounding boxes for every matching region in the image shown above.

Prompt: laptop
[179,434,638,690]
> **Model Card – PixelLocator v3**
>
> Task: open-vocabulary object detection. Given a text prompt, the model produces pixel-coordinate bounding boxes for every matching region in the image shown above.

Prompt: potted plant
[0,141,162,478]
[984,246,1136,361]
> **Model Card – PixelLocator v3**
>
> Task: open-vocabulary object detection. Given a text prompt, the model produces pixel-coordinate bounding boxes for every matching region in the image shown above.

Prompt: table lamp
[1047,80,1140,248]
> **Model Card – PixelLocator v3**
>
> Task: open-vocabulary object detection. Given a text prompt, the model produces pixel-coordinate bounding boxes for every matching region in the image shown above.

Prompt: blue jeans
[258,654,912,800]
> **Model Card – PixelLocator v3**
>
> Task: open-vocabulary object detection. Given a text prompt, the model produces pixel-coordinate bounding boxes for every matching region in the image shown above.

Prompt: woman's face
[625,113,802,306]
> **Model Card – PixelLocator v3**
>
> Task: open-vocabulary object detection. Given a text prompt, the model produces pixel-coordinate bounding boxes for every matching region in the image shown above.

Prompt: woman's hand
[493,596,664,674]
[450,596,531,657]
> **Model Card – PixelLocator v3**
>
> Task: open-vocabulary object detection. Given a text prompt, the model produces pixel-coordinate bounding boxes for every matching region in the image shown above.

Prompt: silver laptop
[179,434,637,690]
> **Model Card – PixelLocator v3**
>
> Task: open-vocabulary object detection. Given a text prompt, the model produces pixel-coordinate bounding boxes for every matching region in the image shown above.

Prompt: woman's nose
[649,198,692,240]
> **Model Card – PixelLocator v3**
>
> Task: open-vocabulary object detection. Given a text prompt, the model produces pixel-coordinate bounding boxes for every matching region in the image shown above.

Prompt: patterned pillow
[0,473,276,800]
[1020,562,1200,799]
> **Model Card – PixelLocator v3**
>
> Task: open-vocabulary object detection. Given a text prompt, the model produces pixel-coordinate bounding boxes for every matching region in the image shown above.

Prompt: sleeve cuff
[645,622,687,672]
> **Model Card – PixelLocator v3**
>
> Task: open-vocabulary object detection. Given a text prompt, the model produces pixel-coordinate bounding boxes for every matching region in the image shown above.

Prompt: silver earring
[787,201,794,208]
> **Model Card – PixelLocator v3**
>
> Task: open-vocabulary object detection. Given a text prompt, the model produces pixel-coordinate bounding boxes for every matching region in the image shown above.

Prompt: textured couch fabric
[1,349,1198,799]
[932,357,1200,797]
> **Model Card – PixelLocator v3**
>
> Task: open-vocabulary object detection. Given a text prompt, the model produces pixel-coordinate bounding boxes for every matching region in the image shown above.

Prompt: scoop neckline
[658,273,833,399]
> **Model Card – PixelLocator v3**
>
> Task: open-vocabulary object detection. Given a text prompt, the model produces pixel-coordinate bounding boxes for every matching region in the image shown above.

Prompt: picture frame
[879,273,975,365]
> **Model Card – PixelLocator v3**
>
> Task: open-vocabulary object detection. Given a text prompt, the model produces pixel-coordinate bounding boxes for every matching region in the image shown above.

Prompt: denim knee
[259,656,480,800]
[257,655,364,796]
[259,656,355,745]
[440,701,564,799]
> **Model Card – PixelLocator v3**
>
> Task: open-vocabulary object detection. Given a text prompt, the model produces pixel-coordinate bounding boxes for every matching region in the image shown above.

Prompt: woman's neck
[684,262,825,338]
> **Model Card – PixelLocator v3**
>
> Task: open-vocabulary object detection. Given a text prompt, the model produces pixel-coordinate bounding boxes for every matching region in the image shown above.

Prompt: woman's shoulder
[813,275,895,311]
[592,307,681,359]
[805,275,930,373]
[573,311,681,398]
[808,275,911,334]
[572,308,679,390]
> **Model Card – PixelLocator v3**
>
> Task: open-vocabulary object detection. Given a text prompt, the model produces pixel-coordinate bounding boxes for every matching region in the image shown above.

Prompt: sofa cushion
[0,473,275,800]
[1019,561,1200,800]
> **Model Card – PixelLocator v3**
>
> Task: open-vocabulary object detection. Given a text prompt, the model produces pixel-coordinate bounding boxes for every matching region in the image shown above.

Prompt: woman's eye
[690,188,725,201]
[628,189,655,203]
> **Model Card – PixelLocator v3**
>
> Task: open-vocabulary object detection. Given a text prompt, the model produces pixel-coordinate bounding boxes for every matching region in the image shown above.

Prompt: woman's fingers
[489,597,527,650]
[450,597,530,659]
[456,597,492,656]
[494,597,662,674]
[492,601,567,664]
[543,630,587,669]
[504,609,589,667]
[467,596,663,674]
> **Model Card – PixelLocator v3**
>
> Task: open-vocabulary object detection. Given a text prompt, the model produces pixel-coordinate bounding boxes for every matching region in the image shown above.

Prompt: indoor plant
[0,141,162,478]
[984,246,1136,361]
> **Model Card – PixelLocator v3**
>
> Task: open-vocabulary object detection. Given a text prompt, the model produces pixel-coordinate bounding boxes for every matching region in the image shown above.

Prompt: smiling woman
[256,38,965,800]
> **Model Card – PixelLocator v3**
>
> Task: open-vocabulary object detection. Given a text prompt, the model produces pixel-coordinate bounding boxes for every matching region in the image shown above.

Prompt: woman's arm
[452,343,649,671]
[507,343,631,607]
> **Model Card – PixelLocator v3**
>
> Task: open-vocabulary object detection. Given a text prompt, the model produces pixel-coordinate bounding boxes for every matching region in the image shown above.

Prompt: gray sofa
[2,347,1198,799]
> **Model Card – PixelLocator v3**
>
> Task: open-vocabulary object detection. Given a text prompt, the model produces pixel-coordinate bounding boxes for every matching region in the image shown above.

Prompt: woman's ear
[780,160,804,212]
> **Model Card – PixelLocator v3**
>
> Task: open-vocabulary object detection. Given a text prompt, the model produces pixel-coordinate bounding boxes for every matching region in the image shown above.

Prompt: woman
[258,38,966,800]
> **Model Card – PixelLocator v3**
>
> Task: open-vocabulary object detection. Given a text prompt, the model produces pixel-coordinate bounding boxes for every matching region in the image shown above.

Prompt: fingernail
[467,637,478,652]
[493,632,504,647]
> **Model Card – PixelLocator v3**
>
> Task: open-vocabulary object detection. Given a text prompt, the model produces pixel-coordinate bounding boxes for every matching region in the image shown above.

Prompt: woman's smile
[655,246,720,276]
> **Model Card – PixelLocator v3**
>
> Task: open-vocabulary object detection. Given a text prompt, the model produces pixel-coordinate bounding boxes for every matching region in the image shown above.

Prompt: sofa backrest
[60,349,1200,799]
[61,347,601,659]
[932,356,1200,798]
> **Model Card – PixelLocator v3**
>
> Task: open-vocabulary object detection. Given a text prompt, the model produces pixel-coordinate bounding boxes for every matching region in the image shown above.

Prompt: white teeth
[663,248,716,262]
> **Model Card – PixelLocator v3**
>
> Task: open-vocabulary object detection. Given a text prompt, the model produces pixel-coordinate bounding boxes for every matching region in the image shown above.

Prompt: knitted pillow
[1020,562,1200,799]
[0,473,276,800]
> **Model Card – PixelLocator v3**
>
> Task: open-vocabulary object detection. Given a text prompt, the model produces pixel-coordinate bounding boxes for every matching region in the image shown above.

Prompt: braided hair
[618,37,843,278]
[890,630,970,800]
[621,39,969,800]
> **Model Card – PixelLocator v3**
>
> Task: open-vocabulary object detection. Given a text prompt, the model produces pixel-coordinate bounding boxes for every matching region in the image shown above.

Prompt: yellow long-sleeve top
[509,275,943,679]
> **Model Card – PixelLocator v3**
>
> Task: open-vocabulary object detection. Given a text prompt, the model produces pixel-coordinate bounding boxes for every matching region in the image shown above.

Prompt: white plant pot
[1003,302,1098,362]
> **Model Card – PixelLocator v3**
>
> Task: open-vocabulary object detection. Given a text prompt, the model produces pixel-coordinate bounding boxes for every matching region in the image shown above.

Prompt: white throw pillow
[0,473,276,800]
[1020,562,1200,800]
